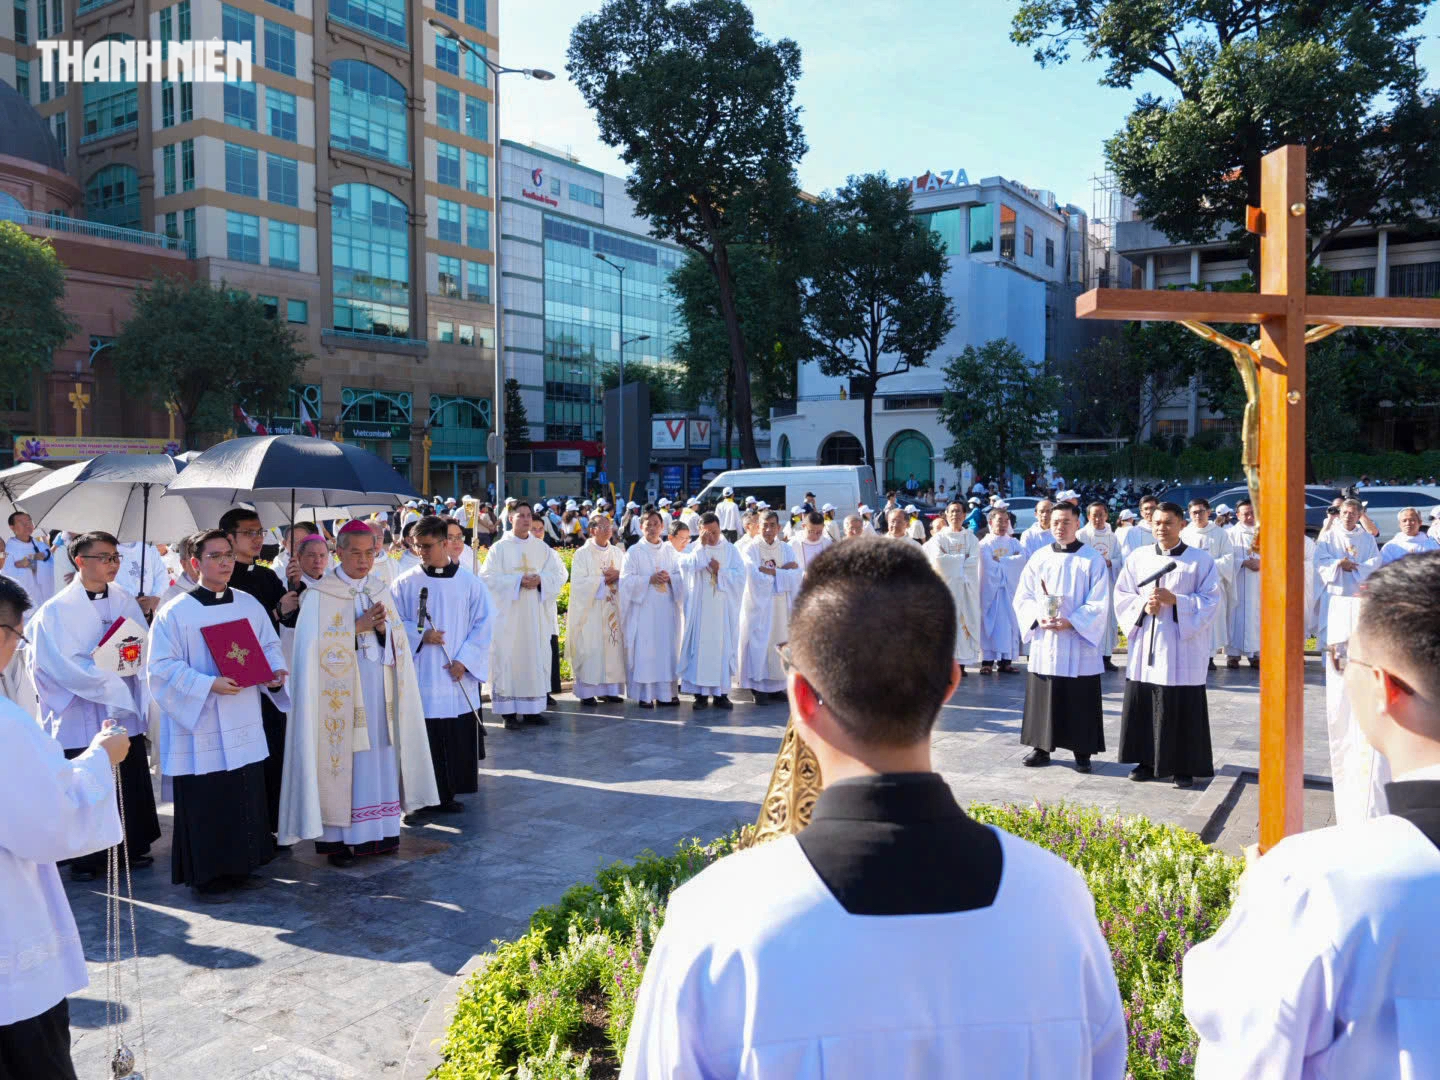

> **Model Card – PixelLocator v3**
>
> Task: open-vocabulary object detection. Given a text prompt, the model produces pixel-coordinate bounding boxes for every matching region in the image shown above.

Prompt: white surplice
[0,697,120,1027]
[977,532,1026,661]
[620,832,1126,1080]
[620,539,686,703]
[116,540,170,600]
[1019,521,1053,560]
[1304,534,1319,637]
[1076,524,1121,656]
[677,538,745,696]
[923,529,982,665]
[737,539,802,693]
[1314,524,1381,648]
[478,533,568,715]
[392,564,495,719]
[1323,595,1390,825]
[28,581,149,749]
[1179,521,1235,655]
[1380,531,1439,564]
[565,538,628,699]
[1119,522,1154,560]
[49,535,74,597]
[1013,543,1110,678]
[2,536,53,611]
[1183,809,1440,1078]
[1224,522,1261,658]
[792,534,833,572]
[1114,544,1222,686]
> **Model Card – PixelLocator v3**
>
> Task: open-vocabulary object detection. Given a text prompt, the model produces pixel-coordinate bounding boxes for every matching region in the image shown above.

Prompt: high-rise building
[1,0,499,495]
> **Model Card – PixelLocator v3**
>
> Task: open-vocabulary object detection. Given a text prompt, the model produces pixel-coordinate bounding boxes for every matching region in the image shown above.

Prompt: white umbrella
[0,462,48,541]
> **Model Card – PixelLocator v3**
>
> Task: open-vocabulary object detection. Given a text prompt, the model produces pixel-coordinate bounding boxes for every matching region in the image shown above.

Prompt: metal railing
[3,205,190,253]
[80,120,139,146]
[322,326,429,349]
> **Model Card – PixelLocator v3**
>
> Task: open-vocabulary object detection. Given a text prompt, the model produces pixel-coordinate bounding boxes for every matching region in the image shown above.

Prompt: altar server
[279,520,435,865]
[1381,506,1439,564]
[923,502,981,676]
[621,537,1125,1080]
[392,516,493,815]
[1014,503,1110,772]
[0,572,129,1078]
[1225,498,1261,667]
[715,487,741,542]
[1115,503,1222,788]
[3,510,51,609]
[116,539,169,618]
[29,531,159,880]
[479,504,568,728]
[738,512,803,703]
[48,532,74,597]
[677,513,744,710]
[529,513,566,705]
[1077,501,1121,670]
[1120,495,1159,558]
[567,516,627,706]
[620,510,686,709]
[147,529,289,901]
[1315,498,1382,647]
[1184,551,1440,1077]
[792,511,833,571]
[978,507,1026,674]
[1019,499,1055,559]
[1179,499,1235,665]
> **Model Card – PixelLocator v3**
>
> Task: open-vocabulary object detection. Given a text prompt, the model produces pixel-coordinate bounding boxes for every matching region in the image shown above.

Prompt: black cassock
[228,559,289,833]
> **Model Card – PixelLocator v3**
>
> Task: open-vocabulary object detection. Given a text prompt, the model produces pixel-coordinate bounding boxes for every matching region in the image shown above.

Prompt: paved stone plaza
[64,660,1329,1079]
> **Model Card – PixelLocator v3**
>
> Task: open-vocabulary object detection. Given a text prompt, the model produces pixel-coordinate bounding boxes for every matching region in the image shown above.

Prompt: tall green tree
[0,221,76,399]
[113,275,308,445]
[568,0,806,468]
[1059,321,1208,442]
[599,360,685,415]
[800,173,954,471]
[939,339,1061,482]
[504,378,530,448]
[1012,1,1440,261]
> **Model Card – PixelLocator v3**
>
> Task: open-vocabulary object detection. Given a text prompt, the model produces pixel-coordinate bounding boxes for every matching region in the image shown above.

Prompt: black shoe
[1022,748,1050,767]
[713,694,733,710]
[503,714,523,730]
[274,843,293,854]
[998,660,1020,675]
[231,874,267,891]
[980,662,994,675]
[692,695,709,710]
[1074,754,1092,774]
[1207,658,1217,671]
[402,812,422,826]
[546,694,558,708]
[578,697,598,706]
[1129,765,1154,782]
[1174,775,1194,789]
[327,852,357,868]
[436,800,464,813]
[601,695,625,703]
[657,698,680,708]
[130,853,155,869]
[525,713,551,725]
[70,867,97,883]
[1103,657,1118,671]
[638,700,656,709]
[192,884,232,904]
[1248,656,1260,669]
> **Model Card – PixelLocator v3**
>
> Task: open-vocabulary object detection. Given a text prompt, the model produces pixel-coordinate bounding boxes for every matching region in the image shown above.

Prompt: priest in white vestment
[1381,506,1439,564]
[1018,499,1055,559]
[791,511,833,571]
[2,511,52,611]
[923,503,982,675]
[677,513,744,710]
[978,507,1026,674]
[1315,498,1382,648]
[116,539,170,618]
[1120,497,1158,559]
[48,532,74,597]
[621,510,686,708]
[737,512,803,703]
[1184,551,1440,1078]
[148,529,289,900]
[567,517,628,706]
[1076,502,1121,668]
[478,505,568,727]
[1179,498,1236,662]
[621,537,1125,1080]
[29,531,160,880]
[1223,499,1261,666]
[733,511,760,557]
[0,572,128,1076]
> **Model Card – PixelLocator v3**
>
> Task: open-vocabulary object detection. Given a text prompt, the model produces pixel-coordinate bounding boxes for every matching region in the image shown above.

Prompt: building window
[14,0,27,44]
[457,324,475,345]
[224,81,258,130]
[221,4,256,61]
[1023,225,1034,258]
[436,319,454,343]
[40,71,49,102]
[181,138,195,191]
[329,60,409,165]
[35,0,44,36]
[177,0,190,36]
[465,151,488,195]
[1328,267,1375,296]
[435,34,459,75]
[464,94,487,141]
[1154,418,1189,437]
[568,182,603,209]
[914,208,960,255]
[436,198,461,243]
[82,35,139,143]
[437,143,461,187]
[464,42,488,87]
[50,0,59,33]
[180,82,193,123]
[1388,262,1440,298]
[435,85,460,132]
[268,219,299,269]
[267,153,299,206]
[227,211,261,263]
[465,261,489,303]
[225,142,260,198]
[332,183,410,337]
[267,87,298,142]
[287,297,308,323]
[161,82,174,127]
[1045,237,1055,267]
[328,0,406,45]
[15,60,28,101]
[463,0,484,30]
[164,211,178,243]
[437,255,461,297]
[162,144,177,196]
[264,21,297,77]
[53,111,66,158]
[182,207,195,255]
[999,204,1017,260]
[268,0,294,10]
[969,204,993,254]
[466,206,489,249]
[159,5,170,48]
[258,294,279,319]
[84,165,141,230]
[434,0,455,15]
[1199,417,1240,433]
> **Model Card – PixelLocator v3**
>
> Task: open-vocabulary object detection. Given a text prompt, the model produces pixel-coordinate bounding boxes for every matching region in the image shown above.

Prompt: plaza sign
[898,169,971,194]
[344,421,408,441]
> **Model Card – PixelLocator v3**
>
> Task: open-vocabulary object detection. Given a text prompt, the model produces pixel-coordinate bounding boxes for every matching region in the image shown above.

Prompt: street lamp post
[428,19,552,504]
[593,254,649,504]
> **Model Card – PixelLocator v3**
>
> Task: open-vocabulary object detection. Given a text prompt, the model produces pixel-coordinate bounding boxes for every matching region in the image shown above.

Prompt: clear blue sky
[500,0,1440,216]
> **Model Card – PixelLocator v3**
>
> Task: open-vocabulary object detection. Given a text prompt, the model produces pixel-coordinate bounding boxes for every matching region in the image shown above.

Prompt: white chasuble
[479,534,568,714]
[566,539,628,698]
[1180,521,1236,654]
[1013,544,1110,678]
[738,540,802,692]
[1114,544,1222,686]
[1381,531,1439,564]
[1315,524,1381,648]
[978,532,1026,661]
[620,539,685,701]
[278,567,435,846]
[117,540,169,599]
[1076,524,1121,656]
[677,538,745,695]
[1120,522,1155,560]
[393,563,495,719]
[1224,523,1261,657]
[2,536,53,611]
[923,529,982,665]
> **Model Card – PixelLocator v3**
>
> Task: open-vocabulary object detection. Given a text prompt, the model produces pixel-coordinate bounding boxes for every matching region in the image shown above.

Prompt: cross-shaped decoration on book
[227,642,250,666]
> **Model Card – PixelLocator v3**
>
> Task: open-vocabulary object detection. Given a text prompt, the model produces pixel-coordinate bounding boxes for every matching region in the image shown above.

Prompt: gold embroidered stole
[308,575,382,828]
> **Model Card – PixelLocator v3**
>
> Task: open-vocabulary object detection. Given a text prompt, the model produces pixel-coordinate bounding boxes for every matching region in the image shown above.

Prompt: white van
[695,466,880,521]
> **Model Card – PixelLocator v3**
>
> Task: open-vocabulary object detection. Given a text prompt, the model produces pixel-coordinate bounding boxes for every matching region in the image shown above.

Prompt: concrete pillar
[1144,253,1155,290]
[1190,249,1201,285]
[1376,228,1389,297]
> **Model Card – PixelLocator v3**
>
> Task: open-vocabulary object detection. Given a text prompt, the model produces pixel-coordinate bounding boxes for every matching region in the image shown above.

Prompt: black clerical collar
[189,585,234,605]
[1051,539,1084,553]
[1383,780,1440,851]
[424,563,459,578]
[85,585,109,600]
[797,773,1002,916]
[1156,542,1188,556]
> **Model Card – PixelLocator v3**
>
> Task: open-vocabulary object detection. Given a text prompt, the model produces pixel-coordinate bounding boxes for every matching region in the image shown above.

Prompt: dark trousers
[0,998,76,1080]
[550,634,562,694]
[722,530,737,543]
[62,735,159,875]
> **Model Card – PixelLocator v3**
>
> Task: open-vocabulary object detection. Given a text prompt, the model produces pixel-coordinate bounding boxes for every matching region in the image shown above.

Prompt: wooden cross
[1077,145,1440,851]
[68,382,90,437]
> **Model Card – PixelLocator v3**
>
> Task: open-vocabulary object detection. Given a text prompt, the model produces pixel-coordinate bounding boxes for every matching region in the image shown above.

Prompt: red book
[200,619,275,689]
[97,617,127,649]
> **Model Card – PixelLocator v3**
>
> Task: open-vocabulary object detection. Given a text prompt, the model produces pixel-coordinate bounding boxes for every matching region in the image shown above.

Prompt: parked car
[695,465,880,524]
[1156,483,1231,511]
[1208,485,1341,537]
[1351,485,1440,541]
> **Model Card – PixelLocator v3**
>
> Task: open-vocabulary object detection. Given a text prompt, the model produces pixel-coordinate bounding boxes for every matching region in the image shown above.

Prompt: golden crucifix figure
[68,382,90,437]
